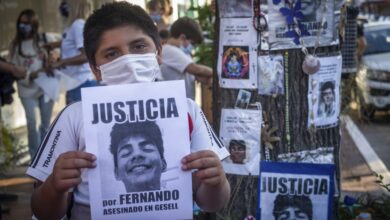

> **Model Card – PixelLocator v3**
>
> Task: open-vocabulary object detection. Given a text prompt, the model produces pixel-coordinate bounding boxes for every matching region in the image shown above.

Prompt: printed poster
[308,55,342,128]
[267,0,336,50]
[218,0,252,18]
[220,109,262,175]
[258,55,285,95]
[81,81,192,220]
[218,18,257,89]
[258,161,335,220]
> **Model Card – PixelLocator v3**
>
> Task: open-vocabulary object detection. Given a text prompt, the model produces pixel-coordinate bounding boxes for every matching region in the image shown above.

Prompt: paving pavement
[351,111,390,170]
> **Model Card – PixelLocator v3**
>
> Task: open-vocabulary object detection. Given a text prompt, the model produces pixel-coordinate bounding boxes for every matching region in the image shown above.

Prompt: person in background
[161,17,212,100]
[46,0,97,104]
[9,9,58,158]
[146,0,172,32]
[0,60,26,149]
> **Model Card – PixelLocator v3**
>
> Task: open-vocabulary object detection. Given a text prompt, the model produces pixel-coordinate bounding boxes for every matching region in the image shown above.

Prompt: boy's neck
[167,37,181,48]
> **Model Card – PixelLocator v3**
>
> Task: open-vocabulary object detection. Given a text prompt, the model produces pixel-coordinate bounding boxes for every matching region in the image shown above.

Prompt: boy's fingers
[195,167,219,179]
[182,150,216,163]
[182,157,217,170]
[61,151,96,161]
[57,169,81,179]
[62,158,96,169]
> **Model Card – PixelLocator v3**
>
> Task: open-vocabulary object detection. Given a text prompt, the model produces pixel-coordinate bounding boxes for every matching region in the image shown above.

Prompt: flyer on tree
[258,161,335,220]
[219,109,262,175]
[217,18,258,89]
[267,0,336,50]
[307,55,342,128]
[81,80,193,220]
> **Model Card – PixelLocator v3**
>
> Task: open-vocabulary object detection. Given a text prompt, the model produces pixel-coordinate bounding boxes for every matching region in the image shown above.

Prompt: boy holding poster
[27,2,230,219]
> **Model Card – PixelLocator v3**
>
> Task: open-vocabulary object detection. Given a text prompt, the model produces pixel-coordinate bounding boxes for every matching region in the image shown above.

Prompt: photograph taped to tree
[258,55,285,95]
[266,0,336,50]
[222,46,250,80]
[218,18,257,89]
[235,89,252,109]
[258,162,335,220]
[81,81,193,220]
[307,56,342,128]
[220,109,262,175]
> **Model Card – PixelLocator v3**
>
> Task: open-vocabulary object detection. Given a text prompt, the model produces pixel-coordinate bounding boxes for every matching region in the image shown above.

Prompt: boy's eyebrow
[98,37,149,53]
[128,37,148,45]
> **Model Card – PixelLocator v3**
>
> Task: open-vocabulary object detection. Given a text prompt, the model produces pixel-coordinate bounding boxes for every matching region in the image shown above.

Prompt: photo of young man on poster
[109,121,167,193]
[228,139,246,164]
[317,81,336,118]
[273,194,313,220]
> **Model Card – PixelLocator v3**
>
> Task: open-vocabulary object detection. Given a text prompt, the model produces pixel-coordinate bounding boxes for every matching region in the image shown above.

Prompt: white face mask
[98,53,160,85]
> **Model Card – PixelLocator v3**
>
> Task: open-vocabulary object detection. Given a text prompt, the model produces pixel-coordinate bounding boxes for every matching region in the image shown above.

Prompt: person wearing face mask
[27,2,230,220]
[45,0,97,105]
[9,9,60,159]
[160,17,212,100]
[146,0,172,33]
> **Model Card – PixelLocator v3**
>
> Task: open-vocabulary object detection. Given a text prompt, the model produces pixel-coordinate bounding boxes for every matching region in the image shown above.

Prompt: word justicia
[91,97,179,124]
[261,176,328,195]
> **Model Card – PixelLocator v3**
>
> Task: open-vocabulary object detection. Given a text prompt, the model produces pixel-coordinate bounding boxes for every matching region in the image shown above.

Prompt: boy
[161,17,212,100]
[27,2,230,220]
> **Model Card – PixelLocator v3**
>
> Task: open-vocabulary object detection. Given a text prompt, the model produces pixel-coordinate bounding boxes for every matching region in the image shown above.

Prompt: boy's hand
[181,150,225,186]
[50,151,96,193]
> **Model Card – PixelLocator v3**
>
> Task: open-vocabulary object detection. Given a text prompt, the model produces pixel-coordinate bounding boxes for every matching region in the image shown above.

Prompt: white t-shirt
[160,44,195,100]
[27,99,228,219]
[61,19,94,87]
[11,34,58,98]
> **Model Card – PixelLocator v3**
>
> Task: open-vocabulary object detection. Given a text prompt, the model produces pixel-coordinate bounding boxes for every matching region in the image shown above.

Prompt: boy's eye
[105,50,119,59]
[132,43,147,52]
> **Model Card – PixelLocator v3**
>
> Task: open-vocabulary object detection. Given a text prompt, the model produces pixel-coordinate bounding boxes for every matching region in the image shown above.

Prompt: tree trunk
[210,4,341,219]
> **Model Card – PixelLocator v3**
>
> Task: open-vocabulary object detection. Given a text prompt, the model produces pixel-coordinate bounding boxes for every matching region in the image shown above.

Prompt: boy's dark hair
[273,194,313,220]
[84,2,160,66]
[159,29,169,40]
[321,81,335,93]
[229,139,246,150]
[110,121,166,170]
[170,17,203,44]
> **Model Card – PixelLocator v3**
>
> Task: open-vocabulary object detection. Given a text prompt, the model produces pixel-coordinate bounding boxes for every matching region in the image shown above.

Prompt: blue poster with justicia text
[258,161,335,220]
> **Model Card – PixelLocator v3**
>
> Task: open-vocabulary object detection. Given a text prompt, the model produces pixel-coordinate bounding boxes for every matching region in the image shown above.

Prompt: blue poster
[258,161,335,220]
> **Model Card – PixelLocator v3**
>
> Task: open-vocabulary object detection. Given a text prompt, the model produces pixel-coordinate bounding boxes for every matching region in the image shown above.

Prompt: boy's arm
[185,63,213,79]
[182,150,230,212]
[31,151,96,220]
